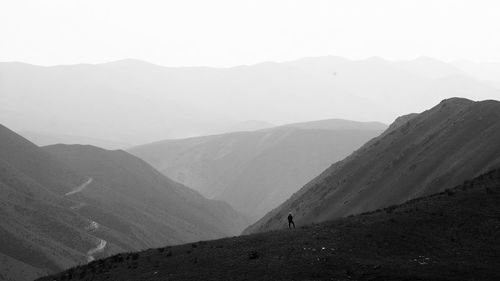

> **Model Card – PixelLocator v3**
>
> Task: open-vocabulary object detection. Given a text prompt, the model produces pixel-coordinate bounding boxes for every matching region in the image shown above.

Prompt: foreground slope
[39,168,500,281]
[129,119,385,219]
[246,98,500,233]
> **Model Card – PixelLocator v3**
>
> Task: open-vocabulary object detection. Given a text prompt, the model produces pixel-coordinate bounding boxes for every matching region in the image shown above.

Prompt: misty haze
[1,1,500,281]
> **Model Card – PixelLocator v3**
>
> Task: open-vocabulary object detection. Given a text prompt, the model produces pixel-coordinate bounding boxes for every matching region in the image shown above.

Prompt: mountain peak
[439,97,474,105]
[413,56,445,63]
[436,97,475,110]
[101,58,163,68]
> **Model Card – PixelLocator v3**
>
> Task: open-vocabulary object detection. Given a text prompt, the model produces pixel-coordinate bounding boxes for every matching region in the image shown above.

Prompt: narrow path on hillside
[87,239,107,262]
[64,177,107,262]
[65,178,93,196]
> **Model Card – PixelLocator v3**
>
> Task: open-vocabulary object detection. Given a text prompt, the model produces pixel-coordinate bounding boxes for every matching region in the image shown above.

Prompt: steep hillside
[129,120,385,219]
[38,168,500,281]
[0,124,85,195]
[246,98,500,233]
[0,124,247,281]
[43,144,248,242]
[0,124,119,280]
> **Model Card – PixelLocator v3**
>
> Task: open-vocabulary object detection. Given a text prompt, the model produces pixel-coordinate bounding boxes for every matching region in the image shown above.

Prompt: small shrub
[248,251,259,260]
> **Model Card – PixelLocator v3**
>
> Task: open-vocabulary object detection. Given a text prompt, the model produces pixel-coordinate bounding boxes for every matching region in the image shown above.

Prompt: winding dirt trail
[87,239,107,262]
[65,177,107,262]
[65,178,93,196]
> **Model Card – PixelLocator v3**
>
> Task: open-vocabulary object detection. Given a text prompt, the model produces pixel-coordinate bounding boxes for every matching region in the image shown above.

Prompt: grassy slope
[38,168,500,281]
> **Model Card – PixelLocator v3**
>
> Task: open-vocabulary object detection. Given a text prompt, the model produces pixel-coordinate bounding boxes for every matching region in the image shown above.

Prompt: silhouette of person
[288,212,295,228]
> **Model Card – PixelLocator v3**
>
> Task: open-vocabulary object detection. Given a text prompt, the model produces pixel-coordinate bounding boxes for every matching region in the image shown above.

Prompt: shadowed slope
[38,168,500,281]
[0,124,113,280]
[43,145,249,242]
[0,124,247,281]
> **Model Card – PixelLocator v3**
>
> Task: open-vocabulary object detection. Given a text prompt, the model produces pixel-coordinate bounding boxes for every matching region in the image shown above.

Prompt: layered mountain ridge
[0,124,247,281]
[245,98,500,233]
[2,56,500,147]
[129,119,385,219]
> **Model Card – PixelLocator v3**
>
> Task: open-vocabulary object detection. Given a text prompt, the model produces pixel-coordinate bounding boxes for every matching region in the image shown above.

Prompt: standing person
[288,212,295,229]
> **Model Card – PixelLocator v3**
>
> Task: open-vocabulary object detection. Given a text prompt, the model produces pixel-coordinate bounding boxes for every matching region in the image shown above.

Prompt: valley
[0,124,247,281]
[130,119,385,219]
[37,167,500,281]
[3,3,500,280]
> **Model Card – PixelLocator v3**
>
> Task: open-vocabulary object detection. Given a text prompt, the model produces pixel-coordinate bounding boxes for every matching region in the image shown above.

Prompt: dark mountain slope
[246,98,500,233]
[0,124,85,195]
[43,145,248,242]
[0,125,115,280]
[0,124,247,281]
[38,168,500,281]
[129,120,385,219]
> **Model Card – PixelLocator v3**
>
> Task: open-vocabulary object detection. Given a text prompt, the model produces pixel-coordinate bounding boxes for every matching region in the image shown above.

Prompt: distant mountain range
[18,131,133,150]
[2,56,499,146]
[0,123,247,281]
[245,98,500,234]
[129,119,386,219]
[452,60,500,83]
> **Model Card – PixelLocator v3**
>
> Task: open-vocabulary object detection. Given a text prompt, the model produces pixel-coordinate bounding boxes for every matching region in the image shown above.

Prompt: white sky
[1,0,500,67]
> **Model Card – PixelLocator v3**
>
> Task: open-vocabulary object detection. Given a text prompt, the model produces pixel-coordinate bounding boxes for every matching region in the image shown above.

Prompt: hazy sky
[1,0,500,66]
